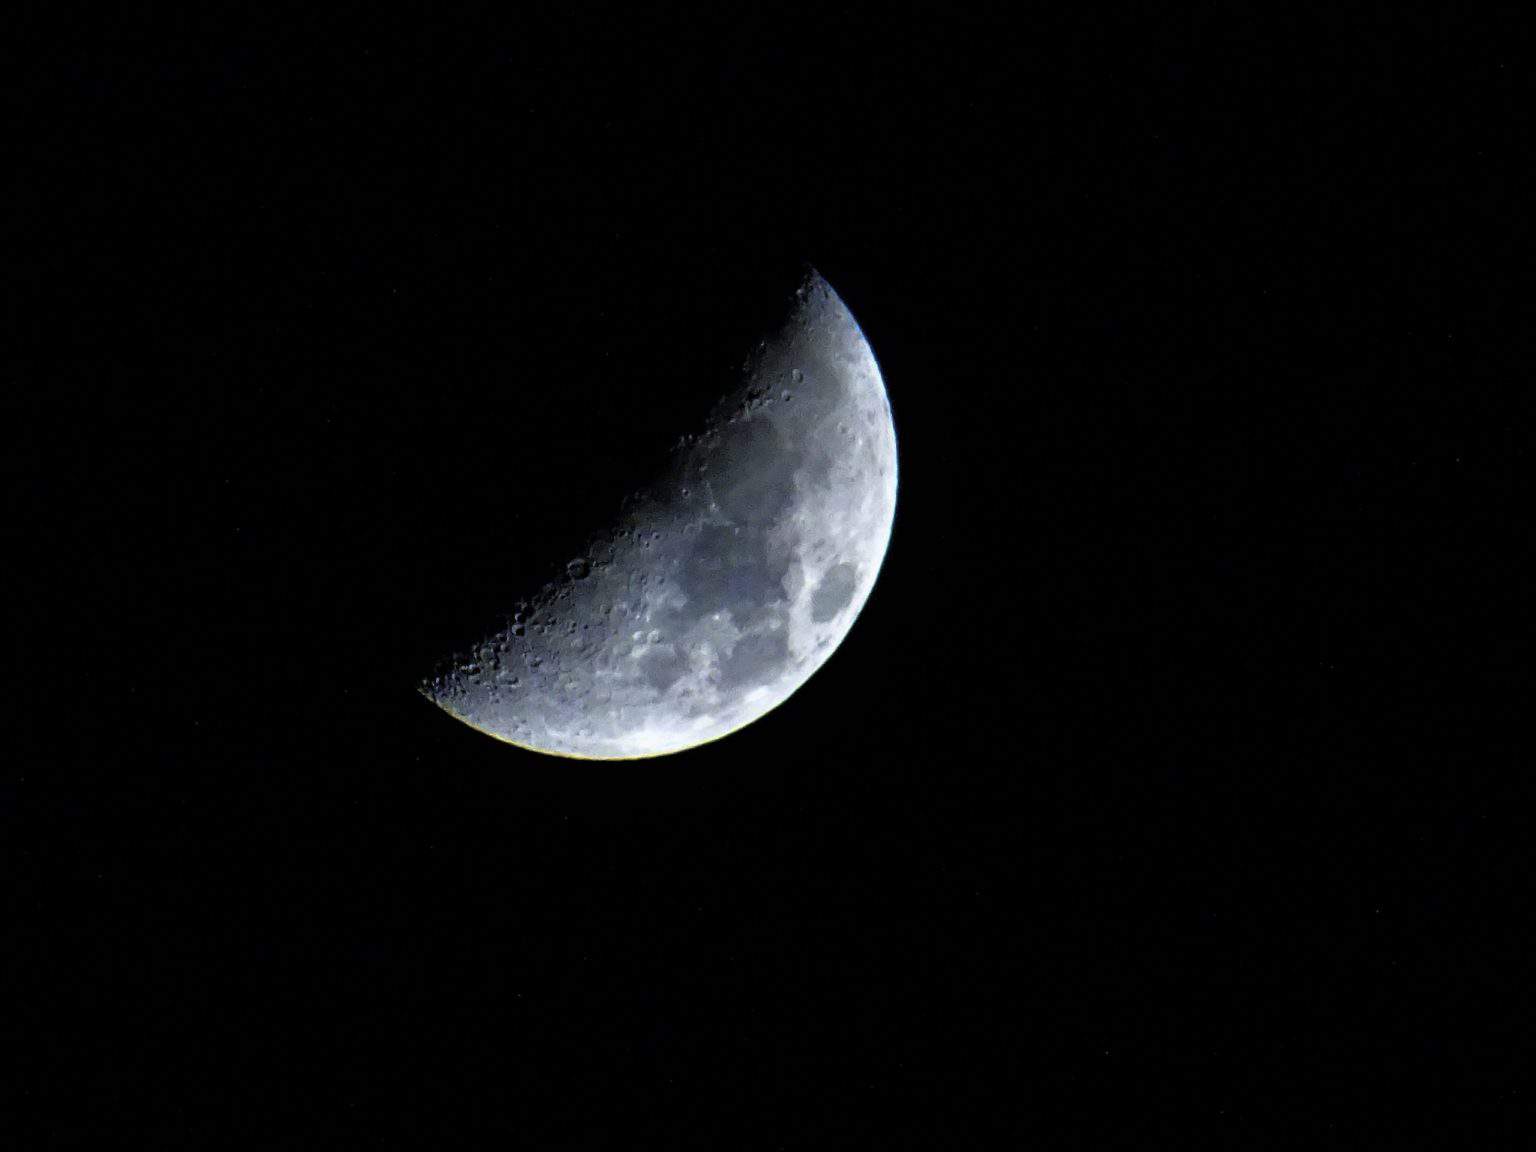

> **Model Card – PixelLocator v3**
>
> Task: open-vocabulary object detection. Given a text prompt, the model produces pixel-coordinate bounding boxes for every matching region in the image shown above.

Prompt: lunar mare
[422,271,897,759]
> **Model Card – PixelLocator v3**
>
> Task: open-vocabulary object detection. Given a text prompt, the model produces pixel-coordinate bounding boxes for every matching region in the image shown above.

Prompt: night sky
[12,9,1531,1144]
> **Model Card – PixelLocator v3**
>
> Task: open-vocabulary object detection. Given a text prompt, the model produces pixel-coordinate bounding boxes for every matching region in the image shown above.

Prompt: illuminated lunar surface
[422,271,897,759]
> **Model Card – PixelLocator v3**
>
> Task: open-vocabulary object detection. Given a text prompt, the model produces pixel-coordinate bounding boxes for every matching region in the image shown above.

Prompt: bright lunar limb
[421,270,898,759]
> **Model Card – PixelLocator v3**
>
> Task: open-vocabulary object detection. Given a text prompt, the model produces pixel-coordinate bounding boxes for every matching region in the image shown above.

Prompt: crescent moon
[421,271,897,759]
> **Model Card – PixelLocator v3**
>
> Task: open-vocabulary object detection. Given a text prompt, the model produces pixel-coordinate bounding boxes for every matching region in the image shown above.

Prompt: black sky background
[11,8,1533,1145]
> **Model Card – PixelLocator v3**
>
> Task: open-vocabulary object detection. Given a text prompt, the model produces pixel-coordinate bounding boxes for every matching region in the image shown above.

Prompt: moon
[421,270,897,759]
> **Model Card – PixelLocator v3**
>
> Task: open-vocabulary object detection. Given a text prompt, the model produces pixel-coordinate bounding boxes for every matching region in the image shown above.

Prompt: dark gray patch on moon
[641,644,689,692]
[684,526,789,617]
[810,562,859,623]
[720,630,790,689]
[709,421,800,524]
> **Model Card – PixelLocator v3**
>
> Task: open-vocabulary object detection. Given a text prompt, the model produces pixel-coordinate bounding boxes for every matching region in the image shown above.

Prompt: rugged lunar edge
[422,271,898,759]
